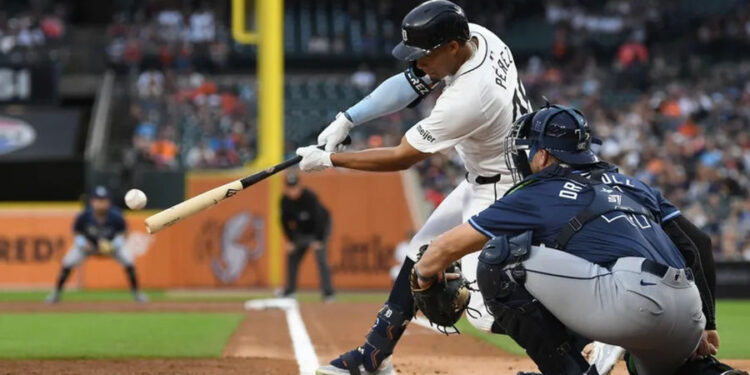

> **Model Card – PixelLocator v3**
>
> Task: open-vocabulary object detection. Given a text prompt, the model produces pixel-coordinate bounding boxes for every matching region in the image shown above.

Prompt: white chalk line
[245,298,320,375]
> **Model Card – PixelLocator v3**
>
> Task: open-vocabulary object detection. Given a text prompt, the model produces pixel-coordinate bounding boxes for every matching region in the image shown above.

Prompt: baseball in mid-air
[124,189,148,210]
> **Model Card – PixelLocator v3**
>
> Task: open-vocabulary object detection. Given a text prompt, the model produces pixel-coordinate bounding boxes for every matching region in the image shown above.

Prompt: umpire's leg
[314,239,335,298]
[284,241,308,296]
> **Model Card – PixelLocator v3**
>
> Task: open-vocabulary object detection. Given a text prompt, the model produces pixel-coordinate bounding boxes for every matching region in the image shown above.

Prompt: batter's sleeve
[345,68,435,126]
[404,88,485,154]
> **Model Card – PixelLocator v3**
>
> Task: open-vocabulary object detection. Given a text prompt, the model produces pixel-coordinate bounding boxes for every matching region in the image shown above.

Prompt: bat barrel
[144,180,244,234]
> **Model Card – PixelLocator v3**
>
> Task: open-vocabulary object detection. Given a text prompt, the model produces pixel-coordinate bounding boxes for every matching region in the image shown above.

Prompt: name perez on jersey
[489,45,514,90]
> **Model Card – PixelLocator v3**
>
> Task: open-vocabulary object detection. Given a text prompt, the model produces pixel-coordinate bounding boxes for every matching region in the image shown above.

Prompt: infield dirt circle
[2,301,748,374]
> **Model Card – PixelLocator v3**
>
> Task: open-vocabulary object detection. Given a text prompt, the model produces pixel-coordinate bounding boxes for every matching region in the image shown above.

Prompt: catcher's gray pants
[518,246,704,375]
[62,245,134,268]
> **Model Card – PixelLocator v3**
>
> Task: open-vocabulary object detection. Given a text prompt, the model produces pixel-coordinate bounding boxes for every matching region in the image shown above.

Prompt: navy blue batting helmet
[392,0,470,61]
[505,103,599,182]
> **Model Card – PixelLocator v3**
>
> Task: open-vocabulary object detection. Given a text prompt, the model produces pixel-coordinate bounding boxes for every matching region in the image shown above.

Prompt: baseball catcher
[412,104,747,375]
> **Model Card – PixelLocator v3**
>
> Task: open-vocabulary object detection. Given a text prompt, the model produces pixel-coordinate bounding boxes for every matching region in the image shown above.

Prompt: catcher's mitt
[410,244,472,334]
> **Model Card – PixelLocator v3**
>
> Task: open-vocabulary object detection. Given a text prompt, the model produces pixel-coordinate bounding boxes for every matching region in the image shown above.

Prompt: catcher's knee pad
[476,231,533,313]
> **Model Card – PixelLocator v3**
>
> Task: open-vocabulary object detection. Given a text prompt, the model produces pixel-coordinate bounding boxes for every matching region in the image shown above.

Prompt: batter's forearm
[330,148,419,171]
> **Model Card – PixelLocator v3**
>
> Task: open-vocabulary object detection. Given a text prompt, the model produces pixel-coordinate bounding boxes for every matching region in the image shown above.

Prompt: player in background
[279,172,335,301]
[46,186,147,303]
[413,103,741,375]
[294,1,617,374]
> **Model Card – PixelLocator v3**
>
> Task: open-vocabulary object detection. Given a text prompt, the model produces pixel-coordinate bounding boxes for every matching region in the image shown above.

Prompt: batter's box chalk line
[244,298,320,375]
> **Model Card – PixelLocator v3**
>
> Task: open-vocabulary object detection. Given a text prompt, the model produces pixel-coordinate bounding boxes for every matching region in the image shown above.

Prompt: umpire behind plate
[412,104,747,375]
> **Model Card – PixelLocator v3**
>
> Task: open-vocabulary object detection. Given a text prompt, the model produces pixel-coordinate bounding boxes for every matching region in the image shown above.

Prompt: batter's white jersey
[401,24,530,333]
[405,23,531,178]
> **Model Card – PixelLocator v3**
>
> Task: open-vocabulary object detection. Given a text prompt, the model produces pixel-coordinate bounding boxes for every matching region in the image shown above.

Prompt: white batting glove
[296,145,333,172]
[317,112,354,152]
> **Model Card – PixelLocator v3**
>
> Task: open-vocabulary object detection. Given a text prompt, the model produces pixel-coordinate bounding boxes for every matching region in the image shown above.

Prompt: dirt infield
[1,301,747,375]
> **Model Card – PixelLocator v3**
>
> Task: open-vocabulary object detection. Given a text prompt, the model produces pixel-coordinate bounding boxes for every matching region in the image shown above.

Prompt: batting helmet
[392,0,470,61]
[505,103,599,182]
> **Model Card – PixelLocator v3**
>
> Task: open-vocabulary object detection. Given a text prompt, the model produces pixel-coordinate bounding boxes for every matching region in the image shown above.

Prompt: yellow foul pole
[259,0,284,287]
[234,0,284,287]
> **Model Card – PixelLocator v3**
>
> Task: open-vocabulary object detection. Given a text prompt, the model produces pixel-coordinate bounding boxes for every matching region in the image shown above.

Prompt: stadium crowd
[129,69,257,169]
[0,1,67,65]
[106,4,231,73]
[118,0,750,259]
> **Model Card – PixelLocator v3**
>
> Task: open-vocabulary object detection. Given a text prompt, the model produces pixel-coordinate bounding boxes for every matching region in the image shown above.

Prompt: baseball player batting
[296,1,620,374]
[46,186,147,303]
[412,104,746,375]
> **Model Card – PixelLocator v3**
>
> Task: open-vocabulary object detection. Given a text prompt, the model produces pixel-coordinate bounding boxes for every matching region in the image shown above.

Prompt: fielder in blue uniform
[413,104,745,375]
[46,186,147,303]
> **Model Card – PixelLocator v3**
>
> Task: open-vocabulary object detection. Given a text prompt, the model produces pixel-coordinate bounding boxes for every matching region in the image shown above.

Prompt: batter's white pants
[406,178,513,332]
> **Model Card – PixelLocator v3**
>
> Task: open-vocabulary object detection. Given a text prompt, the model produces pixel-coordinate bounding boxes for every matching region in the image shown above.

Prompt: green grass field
[0,291,747,359]
[0,313,243,359]
[0,289,389,303]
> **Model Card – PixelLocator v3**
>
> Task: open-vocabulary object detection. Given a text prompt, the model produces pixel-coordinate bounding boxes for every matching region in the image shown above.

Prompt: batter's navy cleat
[587,342,625,375]
[45,291,60,304]
[315,347,395,375]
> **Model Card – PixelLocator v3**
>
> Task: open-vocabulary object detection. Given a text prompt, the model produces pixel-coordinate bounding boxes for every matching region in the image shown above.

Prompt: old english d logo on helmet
[392,0,470,61]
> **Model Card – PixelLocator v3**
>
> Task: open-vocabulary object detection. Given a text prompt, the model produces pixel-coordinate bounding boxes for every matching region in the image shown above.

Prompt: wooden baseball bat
[144,138,349,234]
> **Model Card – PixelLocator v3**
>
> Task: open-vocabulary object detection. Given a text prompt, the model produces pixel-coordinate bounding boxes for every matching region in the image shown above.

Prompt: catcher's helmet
[392,0,470,61]
[505,103,599,182]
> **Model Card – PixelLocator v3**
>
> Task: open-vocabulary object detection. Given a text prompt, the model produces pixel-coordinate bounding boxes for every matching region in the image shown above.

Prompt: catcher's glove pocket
[410,263,472,333]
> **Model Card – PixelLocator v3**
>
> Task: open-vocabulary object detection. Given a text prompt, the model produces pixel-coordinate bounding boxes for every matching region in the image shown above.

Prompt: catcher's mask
[504,102,600,183]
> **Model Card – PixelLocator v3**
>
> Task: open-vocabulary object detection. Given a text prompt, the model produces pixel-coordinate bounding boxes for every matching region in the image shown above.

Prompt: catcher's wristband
[414,265,444,284]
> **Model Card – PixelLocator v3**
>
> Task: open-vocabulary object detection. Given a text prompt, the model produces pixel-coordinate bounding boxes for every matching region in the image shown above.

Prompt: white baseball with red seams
[125,189,148,210]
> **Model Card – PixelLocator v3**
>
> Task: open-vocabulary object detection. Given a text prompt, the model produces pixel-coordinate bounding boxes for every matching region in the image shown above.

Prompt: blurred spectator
[351,64,376,92]
[128,69,257,170]
[0,2,68,64]
[106,4,227,72]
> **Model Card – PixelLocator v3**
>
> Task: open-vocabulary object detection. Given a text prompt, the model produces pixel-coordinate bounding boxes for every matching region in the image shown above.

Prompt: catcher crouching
[412,104,747,375]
